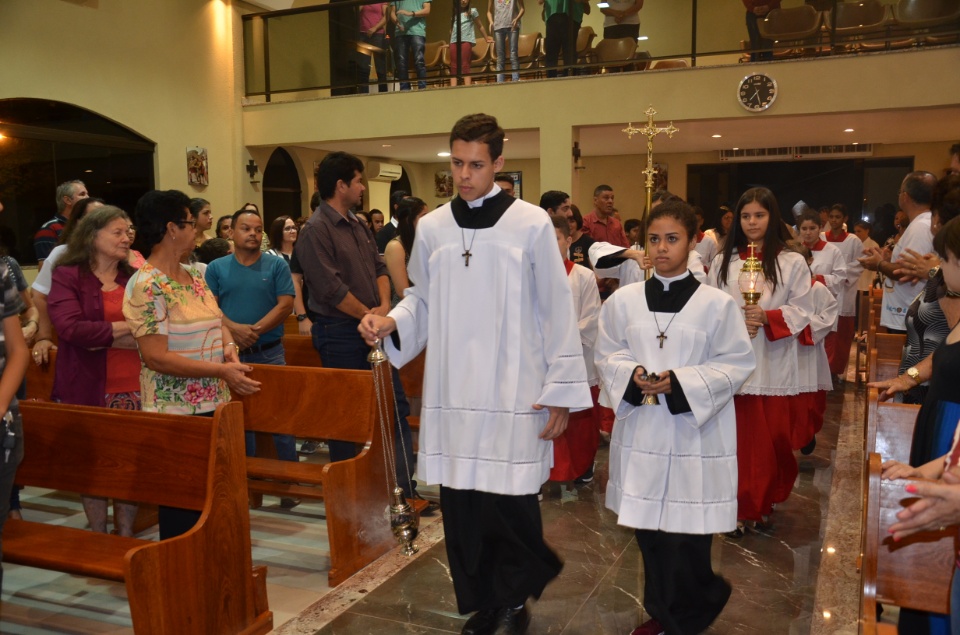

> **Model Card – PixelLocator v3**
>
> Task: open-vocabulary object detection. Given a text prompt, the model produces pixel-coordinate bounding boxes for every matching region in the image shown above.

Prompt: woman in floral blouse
[123,189,259,538]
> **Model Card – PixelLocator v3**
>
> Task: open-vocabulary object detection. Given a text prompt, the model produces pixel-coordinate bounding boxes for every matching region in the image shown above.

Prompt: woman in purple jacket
[47,206,141,537]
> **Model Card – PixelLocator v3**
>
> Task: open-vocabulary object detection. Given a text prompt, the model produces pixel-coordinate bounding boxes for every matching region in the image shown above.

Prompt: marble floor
[0,381,865,634]
[293,383,859,635]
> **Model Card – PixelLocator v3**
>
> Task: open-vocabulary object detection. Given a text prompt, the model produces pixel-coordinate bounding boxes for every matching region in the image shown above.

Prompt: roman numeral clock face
[738,73,777,112]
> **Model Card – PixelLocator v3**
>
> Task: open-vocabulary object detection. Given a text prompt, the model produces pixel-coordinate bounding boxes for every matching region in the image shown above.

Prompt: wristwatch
[929,265,941,279]
[906,367,921,385]
[296,313,308,322]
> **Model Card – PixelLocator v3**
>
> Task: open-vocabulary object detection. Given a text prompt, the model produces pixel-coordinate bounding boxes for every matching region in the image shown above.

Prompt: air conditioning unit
[367,161,403,181]
[719,144,873,162]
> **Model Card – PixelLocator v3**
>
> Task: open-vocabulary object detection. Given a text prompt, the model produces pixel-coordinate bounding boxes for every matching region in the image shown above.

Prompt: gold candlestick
[739,242,764,305]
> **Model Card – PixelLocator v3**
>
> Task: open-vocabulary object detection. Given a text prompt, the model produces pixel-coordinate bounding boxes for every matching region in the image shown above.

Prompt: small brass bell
[641,371,660,406]
[389,487,420,555]
[367,338,388,364]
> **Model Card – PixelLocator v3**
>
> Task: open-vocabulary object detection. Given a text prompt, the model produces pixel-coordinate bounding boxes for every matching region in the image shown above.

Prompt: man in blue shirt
[205,209,299,505]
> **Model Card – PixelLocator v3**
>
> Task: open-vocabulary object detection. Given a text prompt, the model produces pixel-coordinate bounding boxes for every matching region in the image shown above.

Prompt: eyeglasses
[176,219,197,227]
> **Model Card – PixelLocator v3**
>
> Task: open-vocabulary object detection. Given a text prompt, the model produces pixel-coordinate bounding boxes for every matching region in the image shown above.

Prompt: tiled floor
[0,382,861,634]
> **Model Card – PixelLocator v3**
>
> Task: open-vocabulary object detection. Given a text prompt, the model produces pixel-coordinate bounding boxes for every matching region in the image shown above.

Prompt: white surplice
[798,280,838,393]
[569,262,601,386]
[808,240,848,299]
[822,231,866,317]
[707,250,814,396]
[384,198,593,496]
[596,276,756,534]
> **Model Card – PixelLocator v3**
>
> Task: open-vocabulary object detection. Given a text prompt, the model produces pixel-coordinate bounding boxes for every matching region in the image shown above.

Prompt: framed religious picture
[186,147,209,186]
[653,163,668,192]
[504,170,522,199]
[435,170,453,198]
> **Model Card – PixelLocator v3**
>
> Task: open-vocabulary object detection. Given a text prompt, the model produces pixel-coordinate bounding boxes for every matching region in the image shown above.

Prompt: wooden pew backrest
[17,401,213,510]
[863,452,955,618]
[239,365,376,444]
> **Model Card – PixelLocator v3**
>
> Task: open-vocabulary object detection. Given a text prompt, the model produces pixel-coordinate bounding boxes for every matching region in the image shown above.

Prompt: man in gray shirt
[295,151,417,496]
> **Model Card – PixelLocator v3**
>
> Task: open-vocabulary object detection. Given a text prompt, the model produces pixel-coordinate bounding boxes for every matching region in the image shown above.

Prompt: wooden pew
[21,349,160,534]
[4,401,272,635]
[864,388,920,462]
[861,453,954,627]
[283,334,426,438]
[237,364,396,587]
[283,313,300,336]
[284,333,321,367]
[874,333,905,365]
[23,348,56,401]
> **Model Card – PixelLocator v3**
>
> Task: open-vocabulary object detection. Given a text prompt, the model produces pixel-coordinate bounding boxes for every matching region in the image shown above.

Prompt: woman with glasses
[47,206,142,537]
[265,215,298,263]
[122,190,260,539]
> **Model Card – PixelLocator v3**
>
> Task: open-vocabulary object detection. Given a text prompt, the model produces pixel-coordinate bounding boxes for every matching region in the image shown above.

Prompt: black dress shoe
[462,608,500,635]
[493,605,530,635]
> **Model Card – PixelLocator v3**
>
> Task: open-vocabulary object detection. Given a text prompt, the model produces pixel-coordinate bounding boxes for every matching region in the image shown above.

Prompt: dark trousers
[0,409,24,590]
[544,13,578,77]
[358,32,388,93]
[311,315,417,497]
[634,530,731,635]
[395,34,427,90]
[603,23,640,40]
[745,11,773,62]
[440,486,562,614]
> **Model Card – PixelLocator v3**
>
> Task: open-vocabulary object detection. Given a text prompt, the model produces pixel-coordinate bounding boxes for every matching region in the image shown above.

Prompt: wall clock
[738,73,777,112]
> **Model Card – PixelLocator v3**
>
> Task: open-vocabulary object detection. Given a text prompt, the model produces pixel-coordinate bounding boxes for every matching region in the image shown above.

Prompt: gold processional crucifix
[622,106,679,280]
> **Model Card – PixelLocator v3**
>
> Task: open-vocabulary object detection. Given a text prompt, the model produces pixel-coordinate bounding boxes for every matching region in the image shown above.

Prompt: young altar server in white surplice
[791,243,837,456]
[708,187,815,535]
[796,208,848,299]
[595,201,756,635]
[549,215,602,485]
[360,114,592,635]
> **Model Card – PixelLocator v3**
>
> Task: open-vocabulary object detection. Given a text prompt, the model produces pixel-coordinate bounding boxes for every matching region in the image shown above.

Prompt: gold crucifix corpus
[622,106,678,279]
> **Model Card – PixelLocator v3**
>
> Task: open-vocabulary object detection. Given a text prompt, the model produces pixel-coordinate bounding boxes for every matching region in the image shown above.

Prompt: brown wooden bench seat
[238,363,397,587]
[861,453,955,627]
[4,401,272,635]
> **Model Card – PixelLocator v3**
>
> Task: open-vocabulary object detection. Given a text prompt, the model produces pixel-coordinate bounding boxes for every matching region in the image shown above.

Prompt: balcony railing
[241,0,960,101]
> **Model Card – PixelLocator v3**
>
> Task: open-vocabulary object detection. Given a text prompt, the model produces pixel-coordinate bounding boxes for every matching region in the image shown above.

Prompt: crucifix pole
[622,106,678,279]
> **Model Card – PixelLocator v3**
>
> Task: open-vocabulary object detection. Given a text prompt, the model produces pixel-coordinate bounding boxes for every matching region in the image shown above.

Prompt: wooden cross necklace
[461,228,477,267]
[652,311,678,348]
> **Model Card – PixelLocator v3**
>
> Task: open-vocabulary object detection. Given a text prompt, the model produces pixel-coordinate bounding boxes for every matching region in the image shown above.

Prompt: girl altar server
[823,204,864,378]
[549,215,601,485]
[708,187,814,535]
[792,243,838,455]
[596,200,755,635]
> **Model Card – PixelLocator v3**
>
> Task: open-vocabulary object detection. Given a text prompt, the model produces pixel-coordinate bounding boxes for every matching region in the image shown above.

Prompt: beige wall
[0,0,258,216]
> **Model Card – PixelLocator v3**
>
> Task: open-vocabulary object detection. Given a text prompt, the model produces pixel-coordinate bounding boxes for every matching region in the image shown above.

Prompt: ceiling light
[597,2,609,7]
[382,144,392,148]
[732,147,739,151]
[844,128,854,132]
[712,134,722,138]
[504,137,509,141]
[437,152,451,157]
[0,134,5,140]
[637,36,648,41]
[852,142,859,145]
[84,169,93,173]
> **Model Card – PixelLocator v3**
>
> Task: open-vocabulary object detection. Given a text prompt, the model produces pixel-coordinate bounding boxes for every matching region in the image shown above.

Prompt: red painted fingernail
[905,484,918,493]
